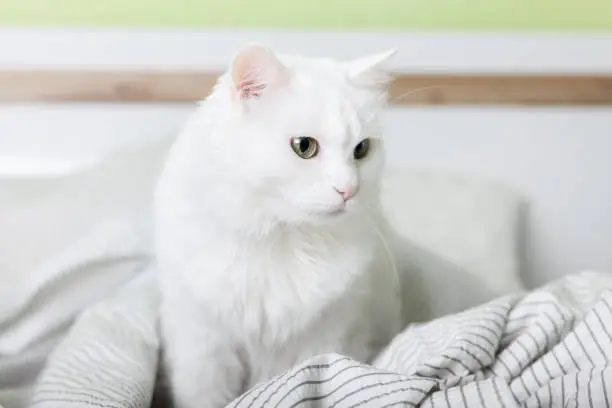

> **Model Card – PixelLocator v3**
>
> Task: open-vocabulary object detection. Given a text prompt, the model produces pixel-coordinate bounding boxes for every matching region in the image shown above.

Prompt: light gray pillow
[380,168,524,322]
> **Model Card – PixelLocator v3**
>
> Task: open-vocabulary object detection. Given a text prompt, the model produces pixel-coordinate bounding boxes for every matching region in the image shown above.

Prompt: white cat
[154,44,402,408]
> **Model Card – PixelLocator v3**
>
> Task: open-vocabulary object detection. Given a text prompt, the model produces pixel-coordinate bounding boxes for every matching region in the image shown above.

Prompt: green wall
[1,0,611,30]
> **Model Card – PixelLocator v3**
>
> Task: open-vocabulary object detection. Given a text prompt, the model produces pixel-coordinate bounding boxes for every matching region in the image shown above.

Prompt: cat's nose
[334,186,358,202]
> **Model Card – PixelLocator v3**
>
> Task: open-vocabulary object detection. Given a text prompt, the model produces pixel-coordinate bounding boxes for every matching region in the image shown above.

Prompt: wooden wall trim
[1,70,612,105]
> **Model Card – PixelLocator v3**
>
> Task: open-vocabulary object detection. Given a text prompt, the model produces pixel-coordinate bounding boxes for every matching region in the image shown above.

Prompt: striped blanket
[29,271,612,408]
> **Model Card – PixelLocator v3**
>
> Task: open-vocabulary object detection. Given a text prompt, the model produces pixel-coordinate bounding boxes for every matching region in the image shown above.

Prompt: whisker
[391,85,444,103]
[361,206,401,297]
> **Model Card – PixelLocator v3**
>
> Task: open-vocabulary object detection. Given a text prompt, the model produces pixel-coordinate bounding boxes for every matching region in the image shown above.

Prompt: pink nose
[334,186,357,202]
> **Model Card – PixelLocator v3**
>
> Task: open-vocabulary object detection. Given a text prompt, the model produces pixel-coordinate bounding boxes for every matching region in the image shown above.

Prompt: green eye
[291,137,319,159]
[353,138,370,160]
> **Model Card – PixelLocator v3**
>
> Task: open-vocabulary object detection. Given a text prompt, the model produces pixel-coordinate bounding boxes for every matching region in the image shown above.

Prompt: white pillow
[380,169,524,322]
[0,141,169,286]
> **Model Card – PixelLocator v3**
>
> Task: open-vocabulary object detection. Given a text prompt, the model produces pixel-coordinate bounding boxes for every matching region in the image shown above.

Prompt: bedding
[0,221,151,408]
[0,139,527,407]
[28,270,612,408]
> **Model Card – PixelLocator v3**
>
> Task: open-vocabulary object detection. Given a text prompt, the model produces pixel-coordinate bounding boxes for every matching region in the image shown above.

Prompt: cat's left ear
[231,44,289,101]
[345,49,397,89]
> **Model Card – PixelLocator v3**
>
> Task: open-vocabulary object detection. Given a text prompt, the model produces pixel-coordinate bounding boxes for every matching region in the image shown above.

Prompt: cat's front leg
[162,317,245,408]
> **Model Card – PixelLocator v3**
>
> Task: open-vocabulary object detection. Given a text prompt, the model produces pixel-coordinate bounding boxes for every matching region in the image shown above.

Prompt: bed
[0,138,610,408]
[1,64,611,407]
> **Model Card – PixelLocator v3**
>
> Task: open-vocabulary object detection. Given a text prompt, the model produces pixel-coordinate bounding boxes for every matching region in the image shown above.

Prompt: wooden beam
[391,75,612,105]
[1,70,612,105]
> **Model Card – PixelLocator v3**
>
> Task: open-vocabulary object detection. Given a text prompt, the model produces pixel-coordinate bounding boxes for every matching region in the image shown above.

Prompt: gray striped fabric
[30,270,160,408]
[31,271,612,408]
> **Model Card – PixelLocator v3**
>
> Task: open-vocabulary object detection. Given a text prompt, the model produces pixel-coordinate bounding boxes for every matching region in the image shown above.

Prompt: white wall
[384,106,612,287]
[1,28,611,287]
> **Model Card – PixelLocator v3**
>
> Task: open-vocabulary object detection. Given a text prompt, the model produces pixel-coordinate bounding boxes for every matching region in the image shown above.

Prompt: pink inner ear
[236,80,267,100]
[231,45,287,101]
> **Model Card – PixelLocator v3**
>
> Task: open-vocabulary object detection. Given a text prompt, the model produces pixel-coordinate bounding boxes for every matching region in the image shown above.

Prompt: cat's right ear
[345,49,396,90]
[231,44,289,102]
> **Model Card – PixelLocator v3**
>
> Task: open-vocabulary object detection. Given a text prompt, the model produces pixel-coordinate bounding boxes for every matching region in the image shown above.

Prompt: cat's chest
[194,230,374,340]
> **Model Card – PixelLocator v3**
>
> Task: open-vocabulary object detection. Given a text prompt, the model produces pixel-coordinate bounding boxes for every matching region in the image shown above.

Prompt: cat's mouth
[306,201,354,219]
[306,206,346,218]
[322,202,351,217]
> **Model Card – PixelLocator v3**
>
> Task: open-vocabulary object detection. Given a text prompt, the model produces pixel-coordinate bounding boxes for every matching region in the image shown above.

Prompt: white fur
[154,45,401,408]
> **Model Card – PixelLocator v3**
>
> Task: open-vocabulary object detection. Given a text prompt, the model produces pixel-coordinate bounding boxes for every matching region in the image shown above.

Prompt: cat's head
[202,44,395,230]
